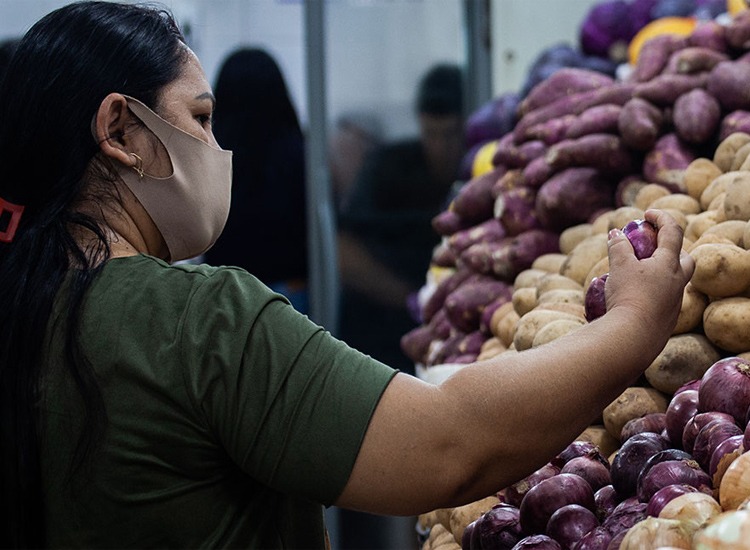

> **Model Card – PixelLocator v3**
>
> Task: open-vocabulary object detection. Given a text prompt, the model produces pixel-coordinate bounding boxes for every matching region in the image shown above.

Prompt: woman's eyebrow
[196,92,216,109]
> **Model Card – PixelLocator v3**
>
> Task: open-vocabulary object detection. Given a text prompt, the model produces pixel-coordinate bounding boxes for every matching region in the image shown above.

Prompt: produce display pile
[405,4,750,550]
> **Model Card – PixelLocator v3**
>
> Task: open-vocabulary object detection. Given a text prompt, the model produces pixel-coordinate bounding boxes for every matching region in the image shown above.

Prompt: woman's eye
[196,113,212,126]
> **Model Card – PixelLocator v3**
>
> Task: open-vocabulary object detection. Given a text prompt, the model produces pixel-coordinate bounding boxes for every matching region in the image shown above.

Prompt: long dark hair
[207,48,308,282]
[0,2,186,546]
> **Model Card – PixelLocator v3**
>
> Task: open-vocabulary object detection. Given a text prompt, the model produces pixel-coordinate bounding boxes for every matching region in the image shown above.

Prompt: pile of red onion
[459,356,750,549]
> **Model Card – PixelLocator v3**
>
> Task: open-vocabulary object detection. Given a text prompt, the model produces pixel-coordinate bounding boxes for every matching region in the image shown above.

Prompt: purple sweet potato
[427,308,451,340]
[664,47,729,75]
[707,60,750,111]
[688,20,728,53]
[430,242,457,268]
[673,88,721,144]
[618,97,664,151]
[519,67,615,116]
[535,167,616,232]
[615,175,649,208]
[525,115,578,145]
[545,133,635,175]
[724,8,750,51]
[490,229,561,281]
[632,72,709,106]
[494,186,541,236]
[431,209,470,237]
[719,110,750,141]
[460,240,507,275]
[564,104,623,139]
[452,166,505,224]
[521,155,556,189]
[448,217,506,254]
[480,294,512,334]
[630,34,689,83]
[492,137,548,168]
[491,169,524,199]
[642,133,696,193]
[444,277,513,333]
[421,268,478,323]
[513,83,636,143]
[400,324,437,364]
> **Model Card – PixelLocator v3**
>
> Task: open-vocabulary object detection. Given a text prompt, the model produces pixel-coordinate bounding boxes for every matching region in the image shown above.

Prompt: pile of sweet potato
[402,10,750,370]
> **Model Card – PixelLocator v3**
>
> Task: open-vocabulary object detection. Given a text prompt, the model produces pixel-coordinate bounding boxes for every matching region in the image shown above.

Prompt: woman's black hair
[0,2,185,546]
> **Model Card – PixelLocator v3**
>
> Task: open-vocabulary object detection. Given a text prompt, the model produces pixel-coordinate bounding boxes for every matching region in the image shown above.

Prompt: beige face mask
[116,95,233,262]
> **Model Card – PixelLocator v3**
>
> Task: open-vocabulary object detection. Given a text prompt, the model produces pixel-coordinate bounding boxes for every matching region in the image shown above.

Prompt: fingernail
[608,229,621,241]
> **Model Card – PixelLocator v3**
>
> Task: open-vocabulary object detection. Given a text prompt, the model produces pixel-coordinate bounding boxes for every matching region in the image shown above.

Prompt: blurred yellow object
[627,16,698,66]
[728,0,749,16]
[471,139,499,178]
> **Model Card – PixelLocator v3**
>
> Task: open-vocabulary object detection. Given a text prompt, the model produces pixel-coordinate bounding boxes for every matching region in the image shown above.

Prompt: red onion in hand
[584,273,608,322]
[698,357,750,425]
[622,219,657,260]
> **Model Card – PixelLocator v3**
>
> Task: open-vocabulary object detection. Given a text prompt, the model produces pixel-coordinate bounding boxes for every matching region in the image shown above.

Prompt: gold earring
[130,153,144,179]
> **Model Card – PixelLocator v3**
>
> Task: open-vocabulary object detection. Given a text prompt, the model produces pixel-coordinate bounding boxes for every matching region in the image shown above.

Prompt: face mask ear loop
[129,153,144,179]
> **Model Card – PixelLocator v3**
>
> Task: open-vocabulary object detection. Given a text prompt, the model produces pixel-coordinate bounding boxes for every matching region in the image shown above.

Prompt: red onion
[610,432,670,498]
[620,413,667,443]
[504,463,561,508]
[682,411,736,454]
[584,273,608,322]
[675,379,701,394]
[463,518,480,550]
[692,419,743,471]
[639,449,693,483]
[553,441,606,467]
[636,459,712,503]
[665,389,699,449]
[745,419,750,452]
[594,485,618,522]
[602,500,647,538]
[546,504,599,550]
[698,357,750,425]
[519,474,596,535]
[560,455,611,493]
[573,525,612,550]
[645,484,700,517]
[477,503,524,550]
[709,434,744,477]
[605,529,627,550]
[510,534,562,550]
[622,219,657,260]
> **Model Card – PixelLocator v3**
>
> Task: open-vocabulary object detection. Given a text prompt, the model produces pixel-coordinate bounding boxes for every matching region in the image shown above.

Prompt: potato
[512,286,538,317]
[700,171,745,211]
[684,210,718,242]
[632,183,671,211]
[426,523,454,550]
[534,301,586,319]
[559,223,594,255]
[578,424,621,458]
[495,306,520,348]
[537,288,585,307]
[712,132,750,172]
[535,273,584,295]
[648,193,701,216]
[703,297,750,353]
[531,253,567,274]
[685,233,735,253]
[435,508,454,531]
[684,158,723,201]
[723,172,750,222]
[673,283,709,334]
[701,220,748,246]
[559,233,609,285]
[601,206,647,233]
[513,309,583,351]
[448,496,500,545]
[531,318,585,347]
[603,387,670,441]
[744,220,750,249]
[644,334,721,394]
[418,510,441,532]
[513,268,548,289]
[689,242,750,297]
[730,141,750,171]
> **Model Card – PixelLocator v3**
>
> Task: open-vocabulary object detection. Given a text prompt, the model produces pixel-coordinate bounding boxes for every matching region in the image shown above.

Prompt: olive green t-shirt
[40,255,397,549]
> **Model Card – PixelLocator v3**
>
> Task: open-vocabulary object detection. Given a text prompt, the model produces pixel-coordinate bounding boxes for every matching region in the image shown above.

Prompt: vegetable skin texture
[618,97,663,151]
[664,46,729,75]
[564,104,622,139]
[603,387,670,441]
[673,88,721,144]
[689,242,750,298]
[632,72,709,106]
[642,133,696,193]
[545,134,634,175]
[703,297,750,354]
[518,67,615,116]
[630,33,689,82]
[645,333,721,394]
[492,136,548,169]
[719,110,750,141]
[452,166,505,224]
[708,60,750,111]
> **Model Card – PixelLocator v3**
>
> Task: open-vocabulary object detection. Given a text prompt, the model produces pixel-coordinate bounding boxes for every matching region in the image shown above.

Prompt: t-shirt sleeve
[179,267,397,505]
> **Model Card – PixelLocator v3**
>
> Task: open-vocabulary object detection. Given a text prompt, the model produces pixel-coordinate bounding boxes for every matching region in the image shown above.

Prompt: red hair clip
[0,196,24,243]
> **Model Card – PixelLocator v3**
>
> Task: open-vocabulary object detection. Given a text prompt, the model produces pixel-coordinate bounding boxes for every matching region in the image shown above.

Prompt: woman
[0,2,693,548]
[205,48,308,313]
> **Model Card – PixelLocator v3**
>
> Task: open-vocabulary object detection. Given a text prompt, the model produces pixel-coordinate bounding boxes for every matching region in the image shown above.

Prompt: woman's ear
[93,93,138,169]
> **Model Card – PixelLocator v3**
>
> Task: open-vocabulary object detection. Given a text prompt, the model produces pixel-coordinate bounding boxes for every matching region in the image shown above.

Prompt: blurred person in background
[204,47,308,313]
[337,63,465,376]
